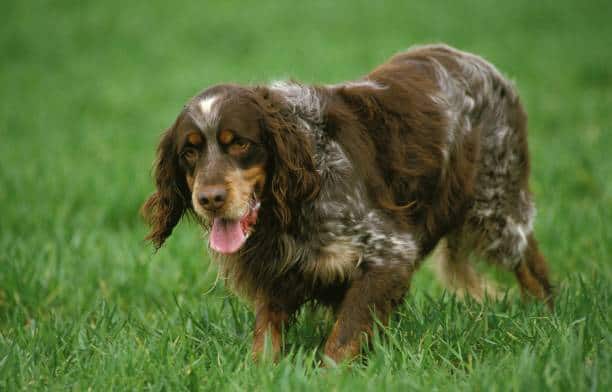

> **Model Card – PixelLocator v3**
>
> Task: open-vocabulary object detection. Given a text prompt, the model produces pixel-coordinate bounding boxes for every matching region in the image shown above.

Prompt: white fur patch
[199,96,217,115]
[198,95,220,129]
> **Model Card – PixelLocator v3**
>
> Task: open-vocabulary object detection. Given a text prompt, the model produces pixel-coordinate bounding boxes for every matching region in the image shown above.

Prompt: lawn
[1,0,610,390]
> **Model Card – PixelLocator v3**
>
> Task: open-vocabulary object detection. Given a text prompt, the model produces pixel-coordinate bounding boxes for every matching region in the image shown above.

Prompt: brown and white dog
[142,44,553,364]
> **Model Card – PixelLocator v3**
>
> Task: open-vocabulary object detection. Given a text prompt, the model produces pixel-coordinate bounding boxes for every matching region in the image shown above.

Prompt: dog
[142,44,553,364]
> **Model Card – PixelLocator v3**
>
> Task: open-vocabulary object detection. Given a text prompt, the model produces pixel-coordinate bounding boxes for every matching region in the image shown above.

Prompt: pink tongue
[210,218,246,254]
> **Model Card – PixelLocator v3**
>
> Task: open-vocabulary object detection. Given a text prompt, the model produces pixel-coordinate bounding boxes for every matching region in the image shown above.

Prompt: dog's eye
[181,148,198,164]
[228,139,251,155]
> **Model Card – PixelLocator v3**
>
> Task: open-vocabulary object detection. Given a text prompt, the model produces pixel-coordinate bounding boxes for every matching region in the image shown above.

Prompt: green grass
[1,0,611,390]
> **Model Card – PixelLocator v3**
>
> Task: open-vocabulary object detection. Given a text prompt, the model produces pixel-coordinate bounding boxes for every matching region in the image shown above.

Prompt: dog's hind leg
[513,234,554,309]
[432,236,501,302]
[467,205,554,310]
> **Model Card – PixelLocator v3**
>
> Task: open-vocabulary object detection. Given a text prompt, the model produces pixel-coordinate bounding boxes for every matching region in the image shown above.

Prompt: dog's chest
[302,239,362,285]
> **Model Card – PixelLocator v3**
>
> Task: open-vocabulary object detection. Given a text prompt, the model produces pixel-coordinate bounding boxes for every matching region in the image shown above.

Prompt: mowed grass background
[1,0,611,390]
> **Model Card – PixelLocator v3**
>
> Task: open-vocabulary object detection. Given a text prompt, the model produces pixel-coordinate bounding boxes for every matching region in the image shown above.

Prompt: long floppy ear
[253,87,320,228]
[141,121,191,249]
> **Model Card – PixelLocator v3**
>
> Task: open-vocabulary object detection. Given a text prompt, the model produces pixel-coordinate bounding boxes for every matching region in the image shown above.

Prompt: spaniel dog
[142,44,553,363]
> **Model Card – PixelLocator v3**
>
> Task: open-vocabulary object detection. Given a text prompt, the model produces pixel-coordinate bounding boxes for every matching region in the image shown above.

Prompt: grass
[1,0,611,390]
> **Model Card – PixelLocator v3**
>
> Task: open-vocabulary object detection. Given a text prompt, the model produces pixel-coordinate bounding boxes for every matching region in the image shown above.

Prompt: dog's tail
[431,239,502,302]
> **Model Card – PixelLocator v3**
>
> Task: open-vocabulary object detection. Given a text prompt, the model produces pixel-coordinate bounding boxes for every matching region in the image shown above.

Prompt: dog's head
[142,84,319,254]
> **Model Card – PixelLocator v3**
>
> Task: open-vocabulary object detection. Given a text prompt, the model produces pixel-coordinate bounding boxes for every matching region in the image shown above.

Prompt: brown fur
[323,266,413,363]
[252,87,321,229]
[141,119,194,249]
[142,44,554,364]
[252,300,290,362]
[514,234,554,309]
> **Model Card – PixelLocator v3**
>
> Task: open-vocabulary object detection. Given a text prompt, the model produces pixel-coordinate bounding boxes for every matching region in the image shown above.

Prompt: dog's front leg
[323,265,412,364]
[252,300,291,362]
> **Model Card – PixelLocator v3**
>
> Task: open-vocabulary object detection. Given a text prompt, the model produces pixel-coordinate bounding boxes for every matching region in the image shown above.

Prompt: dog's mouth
[209,196,260,255]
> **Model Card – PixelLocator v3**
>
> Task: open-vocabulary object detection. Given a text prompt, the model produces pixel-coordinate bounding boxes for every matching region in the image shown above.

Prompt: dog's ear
[253,87,320,229]
[141,120,191,249]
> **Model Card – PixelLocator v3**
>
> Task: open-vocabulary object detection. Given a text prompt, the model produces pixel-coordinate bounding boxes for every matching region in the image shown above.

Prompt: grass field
[1,0,611,390]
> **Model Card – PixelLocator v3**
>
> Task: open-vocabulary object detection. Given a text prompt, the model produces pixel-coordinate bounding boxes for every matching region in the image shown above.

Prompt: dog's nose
[198,186,227,211]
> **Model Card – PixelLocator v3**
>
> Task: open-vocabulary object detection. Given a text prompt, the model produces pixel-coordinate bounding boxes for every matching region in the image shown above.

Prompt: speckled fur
[234,45,535,283]
[212,95,419,297]
[418,45,536,269]
[143,44,553,363]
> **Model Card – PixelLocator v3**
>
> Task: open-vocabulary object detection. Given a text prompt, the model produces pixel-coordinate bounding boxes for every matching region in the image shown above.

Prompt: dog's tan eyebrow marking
[218,129,235,145]
[187,132,203,145]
